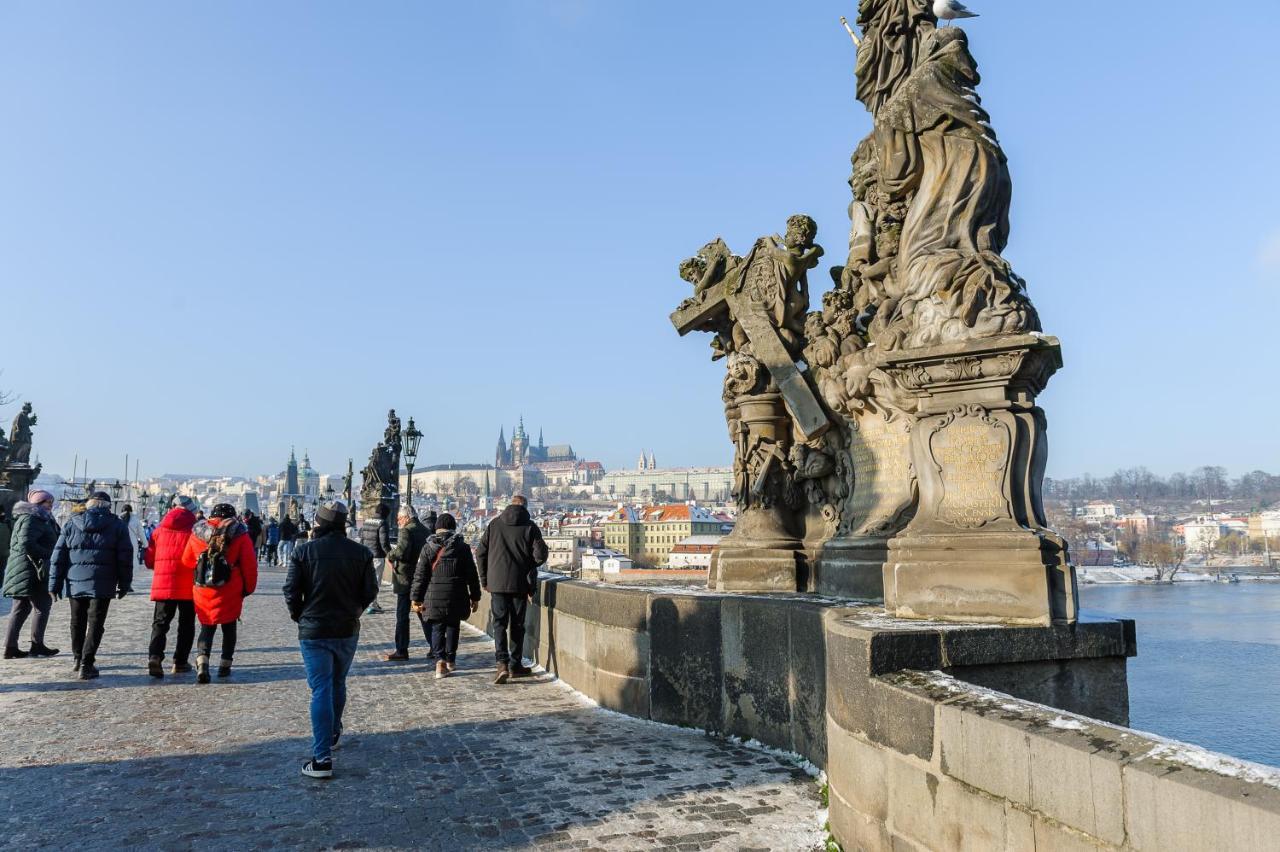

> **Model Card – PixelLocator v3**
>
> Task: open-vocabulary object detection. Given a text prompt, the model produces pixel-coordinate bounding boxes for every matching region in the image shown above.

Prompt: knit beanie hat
[436,512,457,532]
[173,495,198,513]
[27,489,54,505]
[316,500,348,527]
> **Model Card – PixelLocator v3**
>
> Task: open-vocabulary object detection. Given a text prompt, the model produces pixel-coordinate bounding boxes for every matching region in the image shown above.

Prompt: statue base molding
[709,545,802,594]
[879,334,1077,626]
[814,536,887,600]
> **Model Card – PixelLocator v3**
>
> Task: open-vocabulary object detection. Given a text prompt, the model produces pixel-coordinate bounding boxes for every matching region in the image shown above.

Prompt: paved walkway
[0,567,823,851]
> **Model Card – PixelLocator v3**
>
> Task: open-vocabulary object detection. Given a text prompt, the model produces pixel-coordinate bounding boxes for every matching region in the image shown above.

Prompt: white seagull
[933,0,979,25]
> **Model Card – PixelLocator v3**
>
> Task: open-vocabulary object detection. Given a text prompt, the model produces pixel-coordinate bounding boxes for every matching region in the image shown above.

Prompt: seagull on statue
[933,0,978,25]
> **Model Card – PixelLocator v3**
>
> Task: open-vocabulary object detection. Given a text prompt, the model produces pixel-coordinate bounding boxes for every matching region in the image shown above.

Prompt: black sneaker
[301,759,333,779]
[78,664,100,680]
[148,659,165,679]
[28,643,60,658]
[71,656,81,673]
[3,647,28,660]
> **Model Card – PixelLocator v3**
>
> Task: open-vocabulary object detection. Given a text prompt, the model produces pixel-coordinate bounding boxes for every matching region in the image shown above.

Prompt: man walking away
[359,503,391,615]
[284,501,377,780]
[384,506,429,662]
[144,495,198,677]
[475,495,548,684]
[279,515,299,565]
[265,517,280,566]
[49,491,133,680]
[121,504,148,567]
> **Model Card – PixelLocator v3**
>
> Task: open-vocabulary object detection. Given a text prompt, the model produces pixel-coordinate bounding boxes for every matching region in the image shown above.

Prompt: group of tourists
[1,486,549,779]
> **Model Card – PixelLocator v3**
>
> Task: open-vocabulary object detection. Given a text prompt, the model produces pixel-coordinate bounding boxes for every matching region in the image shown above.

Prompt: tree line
[1044,466,1280,507]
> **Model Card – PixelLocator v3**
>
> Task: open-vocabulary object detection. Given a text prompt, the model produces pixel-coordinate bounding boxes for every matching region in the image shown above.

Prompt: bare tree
[1138,537,1187,583]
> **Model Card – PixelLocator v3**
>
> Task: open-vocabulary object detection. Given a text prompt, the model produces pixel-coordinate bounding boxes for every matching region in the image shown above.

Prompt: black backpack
[194,538,234,588]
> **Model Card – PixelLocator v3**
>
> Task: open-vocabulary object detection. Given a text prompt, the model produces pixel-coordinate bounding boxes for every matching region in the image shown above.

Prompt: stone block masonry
[469,575,1280,851]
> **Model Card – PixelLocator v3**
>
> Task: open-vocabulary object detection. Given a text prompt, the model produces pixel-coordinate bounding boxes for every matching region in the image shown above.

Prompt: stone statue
[360,410,403,519]
[669,0,1076,625]
[8,402,36,466]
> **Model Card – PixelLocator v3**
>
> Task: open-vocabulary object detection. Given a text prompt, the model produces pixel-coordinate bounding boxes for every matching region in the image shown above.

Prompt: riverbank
[1079,566,1280,585]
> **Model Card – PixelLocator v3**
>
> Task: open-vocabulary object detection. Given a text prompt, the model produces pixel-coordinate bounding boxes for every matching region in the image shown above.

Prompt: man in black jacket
[359,503,391,615]
[475,495,548,684]
[283,501,378,780]
[383,507,430,662]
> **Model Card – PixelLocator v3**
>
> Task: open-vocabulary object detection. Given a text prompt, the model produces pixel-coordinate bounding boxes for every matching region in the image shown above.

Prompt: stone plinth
[709,392,803,594]
[881,334,1076,625]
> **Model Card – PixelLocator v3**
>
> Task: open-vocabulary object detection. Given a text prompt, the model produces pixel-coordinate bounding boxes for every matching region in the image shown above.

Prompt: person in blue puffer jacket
[49,491,133,680]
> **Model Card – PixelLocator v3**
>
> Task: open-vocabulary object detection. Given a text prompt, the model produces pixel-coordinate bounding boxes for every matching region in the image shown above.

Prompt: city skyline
[2,2,1277,479]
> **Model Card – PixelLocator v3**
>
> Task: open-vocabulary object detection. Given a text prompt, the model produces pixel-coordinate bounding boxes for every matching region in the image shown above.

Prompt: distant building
[544,534,580,573]
[603,504,727,566]
[581,548,633,576]
[1076,502,1117,520]
[599,466,733,503]
[1248,511,1280,541]
[1183,517,1224,552]
[667,534,723,570]
[1117,512,1155,536]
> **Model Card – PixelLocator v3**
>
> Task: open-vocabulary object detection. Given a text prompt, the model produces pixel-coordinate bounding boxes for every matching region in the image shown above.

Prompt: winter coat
[181,518,259,625]
[145,507,197,601]
[412,531,481,623]
[283,527,378,640]
[359,517,390,558]
[387,517,429,594]
[0,517,11,579]
[475,504,548,595]
[280,517,299,542]
[245,514,263,546]
[123,512,148,565]
[266,521,280,546]
[49,505,133,599]
[3,502,60,599]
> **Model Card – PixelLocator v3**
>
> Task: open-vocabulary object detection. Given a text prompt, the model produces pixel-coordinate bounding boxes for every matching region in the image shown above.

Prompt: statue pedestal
[710,391,803,593]
[816,408,916,601]
[880,334,1077,626]
[0,464,40,516]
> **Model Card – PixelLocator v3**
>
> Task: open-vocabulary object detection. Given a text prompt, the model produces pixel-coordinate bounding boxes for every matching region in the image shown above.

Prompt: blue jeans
[299,636,358,763]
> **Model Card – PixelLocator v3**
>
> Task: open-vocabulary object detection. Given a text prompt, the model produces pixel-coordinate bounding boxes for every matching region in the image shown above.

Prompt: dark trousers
[197,622,238,661]
[148,600,195,664]
[4,587,53,649]
[490,593,527,666]
[429,619,461,663]
[68,597,111,665]
[266,543,278,565]
[393,592,431,656]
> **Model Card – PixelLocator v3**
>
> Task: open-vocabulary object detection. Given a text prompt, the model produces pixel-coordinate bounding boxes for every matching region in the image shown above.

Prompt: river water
[1079,582,1280,767]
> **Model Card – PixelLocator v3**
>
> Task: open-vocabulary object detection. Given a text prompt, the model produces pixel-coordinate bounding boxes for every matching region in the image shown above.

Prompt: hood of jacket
[193,517,247,544]
[11,500,52,521]
[500,504,531,527]
[70,505,119,534]
[159,507,197,533]
[428,530,467,557]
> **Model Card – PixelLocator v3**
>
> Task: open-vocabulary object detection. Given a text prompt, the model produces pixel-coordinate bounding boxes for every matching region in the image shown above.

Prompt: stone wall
[468,577,1280,851]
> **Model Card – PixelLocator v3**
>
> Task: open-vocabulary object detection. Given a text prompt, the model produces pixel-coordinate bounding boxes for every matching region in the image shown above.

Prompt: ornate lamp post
[403,417,423,509]
[324,483,336,504]
[110,480,124,513]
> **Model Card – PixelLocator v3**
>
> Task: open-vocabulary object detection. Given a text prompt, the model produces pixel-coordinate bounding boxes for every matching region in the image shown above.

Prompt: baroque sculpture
[673,0,1076,625]
[360,409,402,519]
[0,401,42,516]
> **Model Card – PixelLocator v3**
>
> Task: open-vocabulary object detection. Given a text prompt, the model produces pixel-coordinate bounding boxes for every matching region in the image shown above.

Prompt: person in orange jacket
[181,503,258,683]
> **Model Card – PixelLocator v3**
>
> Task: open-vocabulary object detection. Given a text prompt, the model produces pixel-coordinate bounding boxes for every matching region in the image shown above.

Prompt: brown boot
[435,661,449,680]
[494,663,509,685]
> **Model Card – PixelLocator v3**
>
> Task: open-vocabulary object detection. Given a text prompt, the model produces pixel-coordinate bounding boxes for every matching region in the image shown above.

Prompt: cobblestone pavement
[0,568,823,851]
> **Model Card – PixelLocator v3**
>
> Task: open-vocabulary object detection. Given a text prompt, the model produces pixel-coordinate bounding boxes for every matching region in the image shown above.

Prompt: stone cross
[671,287,829,441]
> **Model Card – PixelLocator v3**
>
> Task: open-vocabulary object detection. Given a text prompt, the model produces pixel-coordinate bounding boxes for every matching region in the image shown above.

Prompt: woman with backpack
[181,503,258,683]
[410,513,481,679]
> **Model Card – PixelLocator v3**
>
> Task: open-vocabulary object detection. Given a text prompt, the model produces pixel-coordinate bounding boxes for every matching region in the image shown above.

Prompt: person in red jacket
[181,503,258,684]
[144,496,199,678]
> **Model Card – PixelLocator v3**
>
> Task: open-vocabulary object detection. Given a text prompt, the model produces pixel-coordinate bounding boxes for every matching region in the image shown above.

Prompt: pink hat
[27,489,55,505]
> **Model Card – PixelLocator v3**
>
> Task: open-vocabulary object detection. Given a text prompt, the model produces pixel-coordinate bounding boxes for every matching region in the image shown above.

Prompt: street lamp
[404,417,423,508]
[324,483,336,505]
[110,480,124,512]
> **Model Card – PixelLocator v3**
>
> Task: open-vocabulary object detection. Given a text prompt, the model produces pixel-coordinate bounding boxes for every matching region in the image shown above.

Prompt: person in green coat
[3,490,62,659]
[382,507,431,662]
[0,506,12,579]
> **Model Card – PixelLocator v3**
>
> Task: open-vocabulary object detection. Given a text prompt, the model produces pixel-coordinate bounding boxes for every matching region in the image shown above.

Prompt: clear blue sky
[2,1,1276,480]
